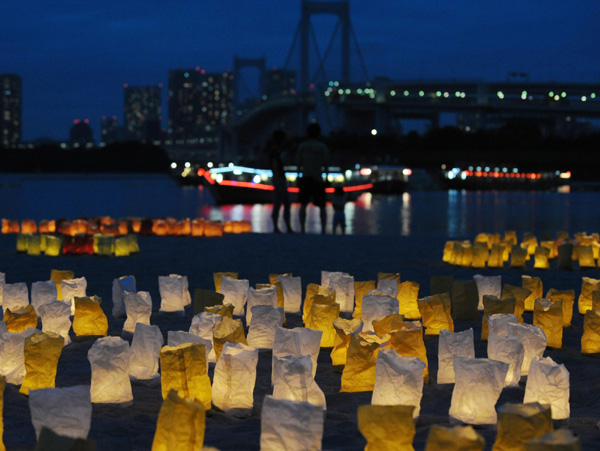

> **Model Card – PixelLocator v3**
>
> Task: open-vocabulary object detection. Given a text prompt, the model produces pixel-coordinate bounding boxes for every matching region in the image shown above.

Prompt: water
[1,173,599,237]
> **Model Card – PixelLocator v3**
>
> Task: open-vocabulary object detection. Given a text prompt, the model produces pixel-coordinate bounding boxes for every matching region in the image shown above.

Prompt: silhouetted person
[297,122,329,234]
[331,185,347,234]
[267,129,292,233]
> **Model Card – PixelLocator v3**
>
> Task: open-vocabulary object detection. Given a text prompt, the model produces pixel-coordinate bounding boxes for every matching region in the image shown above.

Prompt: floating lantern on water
[212,316,247,361]
[2,282,28,311]
[581,309,600,354]
[128,323,163,381]
[4,305,38,333]
[152,390,206,451]
[546,288,575,327]
[88,336,132,404]
[30,281,57,314]
[73,296,108,337]
[487,333,524,387]
[272,327,322,381]
[330,318,362,366]
[0,328,40,384]
[247,305,284,349]
[38,301,72,345]
[123,291,152,333]
[493,402,553,451]
[525,429,581,451]
[578,277,600,315]
[340,334,381,393]
[19,332,64,395]
[437,328,475,384]
[353,280,376,319]
[61,277,87,315]
[158,274,189,313]
[246,285,278,325]
[425,424,485,451]
[219,275,249,317]
[474,274,502,311]
[502,284,530,322]
[272,354,326,408]
[533,298,563,349]
[358,404,415,451]
[361,293,399,332]
[481,295,516,341]
[111,275,136,318]
[189,312,221,363]
[524,356,570,420]
[418,293,454,335]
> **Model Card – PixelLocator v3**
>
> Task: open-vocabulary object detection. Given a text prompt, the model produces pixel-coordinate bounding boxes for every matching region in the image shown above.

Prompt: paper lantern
[111,275,136,318]
[581,310,600,354]
[61,277,87,315]
[92,233,115,255]
[395,281,419,320]
[50,269,74,301]
[204,220,223,237]
[449,357,509,425]
[28,385,92,441]
[487,313,518,338]
[361,293,399,332]
[73,296,108,337]
[123,290,152,333]
[540,240,559,259]
[158,274,187,313]
[31,281,57,314]
[212,316,247,361]
[525,429,582,451]
[533,298,563,349]
[425,425,485,451]
[450,280,479,321]
[21,219,37,234]
[189,312,221,362]
[306,300,340,348]
[38,301,72,345]
[1,218,19,234]
[0,328,40,384]
[330,318,362,366]
[443,241,455,262]
[329,272,355,313]
[556,243,574,270]
[501,284,530,322]
[2,282,28,311]
[488,243,505,268]
[212,342,258,416]
[388,321,429,383]
[191,218,205,236]
[533,246,551,269]
[219,276,249,317]
[456,241,473,267]
[340,334,380,392]
[152,390,206,451]
[546,288,575,327]
[577,245,596,268]
[88,336,132,404]
[26,234,42,255]
[578,277,600,315]
[19,332,64,395]
[474,274,501,310]
[377,273,400,298]
[303,284,335,323]
[417,293,454,335]
[167,331,212,372]
[593,290,600,310]
[437,328,475,384]
[4,305,38,333]
[482,295,516,341]
[43,235,63,256]
[247,305,284,349]
[353,280,376,319]
[16,233,31,253]
[260,395,324,451]
[506,323,547,376]
[0,376,3,451]
[493,402,553,451]
[522,276,543,312]
[205,303,234,318]
[487,333,524,387]
[471,241,489,268]
[129,323,164,381]
[277,275,302,313]
[272,354,326,408]
[523,356,569,420]
[213,272,238,292]
[272,327,322,380]
[358,404,415,451]
[159,343,211,409]
[510,245,527,268]
[372,314,406,336]
[245,285,278,325]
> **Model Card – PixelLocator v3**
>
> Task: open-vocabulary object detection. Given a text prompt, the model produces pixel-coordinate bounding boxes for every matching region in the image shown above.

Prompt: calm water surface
[1,173,599,238]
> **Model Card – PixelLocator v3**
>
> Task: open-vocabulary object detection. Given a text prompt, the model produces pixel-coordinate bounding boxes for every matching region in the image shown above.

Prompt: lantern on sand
[340,334,381,393]
[474,274,502,310]
[307,298,340,348]
[358,404,415,451]
[577,245,596,268]
[581,309,600,354]
[417,293,454,335]
[522,275,543,312]
[73,296,108,337]
[372,313,405,336]
[592,290,600,310]
[449,357,509,425]
[0,377,3,450]
[533,298,563,349]
[272,327,322,380]
[61,277,87,315]
[277,275,302,313]
[329,272,355,313]
[204,303,234,318]
[353,280,376,320]
[88,336,132,405]
[443,241,455,263]
[506,323,547,376]
[525,429,581,451]
[437,328,475,384]
[471,241,489,268]
[493,402,553,451]
[111,275,136,318]
[3,305,38,333]
[129,323,164,381]
[29,385,92,441]
[546,288,575,327]
[212,342,258,417]
[43,235,62,257]
[387,321,429,383]
[2,282,28,311]
[16,233,30,253]
[510,245,528,268]
[425,424,485,451]
[524,356,570,420]
[220,276,249,317]
[331,318,362,366]
[0,328,40,384]
[487,313,518,338]
[31,281,57,314]
[372,349,426,418]
[578,277,600,315]
[482,295,516,341]
[247,305,284,349]
[160,343,211,410]
[487,332,524,387]
[92,234,115,255]
[377,272,400,298]
[19,332,64,395]
[212,317,247,361]
[361,293,399,332]
[397,280,421,320]
[158,274,188,314]
[246,285,278,325]
[534,246,551,269]
[189,312,221,363]
[152,390,206,451]
[213,272,238,293]
[450,280,479,321]
[50,269,74,301]
[488,243,505,268]
[38,301,72,345]
[123,290,152,333]
[167,331,212,371]
[272,354,326,408]
[501,284,530,322]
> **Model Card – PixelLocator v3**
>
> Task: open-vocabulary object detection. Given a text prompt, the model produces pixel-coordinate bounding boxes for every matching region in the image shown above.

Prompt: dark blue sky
[4,1,599,141]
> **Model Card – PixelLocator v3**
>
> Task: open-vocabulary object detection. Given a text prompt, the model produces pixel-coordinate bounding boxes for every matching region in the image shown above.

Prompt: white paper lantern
[111,275,136,318]
[506,323,547,376]
[372,349,426,418]
[0,271,5,306]
[168,330,212,372]
[524,356,570,419]
[272,354,326,408]
[487,313,518,337]
[61,277,87,315]
[129,323,164,381]
[329,273,355,313]
[320,270,342,288]
[377,279,398,298]
[449,357,509,424]
[158,275,187,313]
[277,275,302,313]
[361,294,399,332]
[473,274,502,310]
[212,342,259,417]
[488,333,524,387]
[2,282,29,311]
[189,312,221,363]
[260,395,325,451]
[0,328,40,384]
[28,385,92,440]
[246,285,278,325]
[37,301,72,345]
[123,290,152,333]
[272,327,322,381]
[247,305,284,349]
[31,281,57,313]
[437,328,475,384]
[87,336,132,404]
[220,275,249,317]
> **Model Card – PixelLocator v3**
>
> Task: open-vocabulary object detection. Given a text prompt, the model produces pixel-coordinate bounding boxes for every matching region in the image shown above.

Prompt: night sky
[4,1,599,141]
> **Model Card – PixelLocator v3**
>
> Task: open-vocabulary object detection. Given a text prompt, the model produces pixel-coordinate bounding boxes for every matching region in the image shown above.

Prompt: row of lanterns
[15,233,140,256]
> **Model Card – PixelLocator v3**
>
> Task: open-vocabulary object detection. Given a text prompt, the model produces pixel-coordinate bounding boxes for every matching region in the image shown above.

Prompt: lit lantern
[417,293,454,335]
[471,241,489,268]
[511,245,528,268]
[533,298,563,349]
[1,218,19,234]
[398,281,421,319]
[212,342,259,416]
[358,404,415,451]
[0,271,4,304]
[330,318,362,366]
[191,218,205,236]
[372,349,426,418]
[522,275,543,312]
[361,293,399,332]
[125,234,139,253]
[4,305,38,333]
[272,327,322,380]
[212,316,247,361]
[557,243,574,270]
[388,321,429,383]
[19,332,64,395]
[272,354,326,407]
[481,295,516,341]
[0,328,40,384]
[50,269,74,301]
[277,275,302,313]
[129,217,142,233]
[522,233,538,256]
[88,336,132,404]
[213,272,238,292]
[306,298,340,347]
[523,356,570,420]
[205,303,234,318]
[450,279,479,321]
[540,240,559,259]
[168,331,212,372]
[474,274,502,310]
[329,272,355,313]
[114,236,130,256]
[443,241,455,263]
[493,402,553,451]
[20,219,37,234]
[449,357,509,425]
[111,275,136,318]
[377,272,400,298]
[577,245,596,268]
[425,424,485,451]
[260,395,324,451]
[38,301,72,345]
[73,296,108,337]
[92,233,115,255]
[437,328,475,384]
[487,243,505,268]
[582,310,600,354]
[247,305,284,349]
[502,284,530,322]
[16,233,31,253]
[353,280,376,319]
[129,323,164,381]
[372,313,406,336]
[593,291,600,310]
[2,282,28,311]
[546,288,575,327]
[44,235,63,257]
[487,313,518,338]
[0,376,3,450]
[578,277,600,315]
[303,284,335,324]
[487,333,524,387]
[340,334,381,392]
[246,285,278,325]
[31,280,57,314]
[26,234,42,256]
[61,277,87,315]
[458,241,473,267]
[151,219,168,236]
[525,429,581,451]
[557,230,570,241]
[189,312,221,363]
[220,276,249,317]
[506,323,547,376]
[533,246,551,269]
[123,290,152,333]
[152,390,206,451]
[204,220,224,237]
[28,385,92,441]
[158,274,188,313]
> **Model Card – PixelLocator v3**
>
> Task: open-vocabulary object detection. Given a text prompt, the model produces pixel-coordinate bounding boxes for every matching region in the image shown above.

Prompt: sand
[1,232,599,450]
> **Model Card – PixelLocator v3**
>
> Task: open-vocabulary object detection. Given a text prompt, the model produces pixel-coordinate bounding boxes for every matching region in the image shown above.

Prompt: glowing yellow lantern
[247,305,284,349]
[372,314,405,336]
[540,240,559,259]
[159,343,211,410]
[88,336,133,404]
[340,334,380,393]
[114,236,130,256]
[474,232,490,247]
[448,240,463,265]
[493,402,553,451]
[577,245,595,268]
[557,243,574,270]
[388,321,429,383]
[533,298,563,349]
[330,318,362,366]
[522,275,543,312]
[417,293,453,335]
[459,241,473,267]
[578,277,600,315]
[437,328,475,384]
[397,281,421,320]
[26,234,42,256]
[357,404,415,451]
[50,269,74,301]
[2,282,29,311]
[205,303,234,318]
[443,241,455,263]
[38,301,72,345]
[487,332,524,387]
[525,429,581,451]
[471,241,489,268]
[44,235,63,257]
[61,277,87,315]
[16,233,31,253]
[474,274,502,310]
[303,284,335,324]
[73,296,108,337]
[212,316,247,361]
[38,220,56,234]
[502,284,530,322]
[488,243,505,268]
[523,356,569,420]
[581,309,600,354]
[546,288,575,327]
[191,218,205,236]
[450,279,479,321]
[4,305,38,333]
[246,285,278,325]
[19,332,64,395]
[522,232,538,256]
[152,390,206,451]
[511,245,528,268]
[93,233,115,255]
[425,425,485,451]
[362,293,399,332]
[129,217,142,233]
[204,220,224,237]
[272,354,326,408]
[533,246,550,269]
[482,295,516,341]
[129,323,164,381]
[306,300,340,348]
[123,291,152,333]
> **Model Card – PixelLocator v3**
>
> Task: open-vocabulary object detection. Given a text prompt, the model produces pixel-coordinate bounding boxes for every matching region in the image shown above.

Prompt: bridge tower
[233,56,266,109]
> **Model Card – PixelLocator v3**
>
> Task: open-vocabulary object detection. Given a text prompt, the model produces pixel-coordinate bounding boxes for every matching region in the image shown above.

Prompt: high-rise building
[1,74,22,147]
[100,115,119,146]
[262,68,296,99]
[123,84,162,142]
[70,119,94,148]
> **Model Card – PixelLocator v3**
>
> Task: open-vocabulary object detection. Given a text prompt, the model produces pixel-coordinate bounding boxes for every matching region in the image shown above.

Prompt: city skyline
[4,0,600,141]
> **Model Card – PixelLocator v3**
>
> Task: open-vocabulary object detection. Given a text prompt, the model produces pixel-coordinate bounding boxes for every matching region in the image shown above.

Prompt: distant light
[358,88,364,95]
[233,169,242,175]
[521,91,527,100]
[436,91,442,97]
[371,129,378,136]
[554,95,560,101]
[389,90,395,96]
[502,167,508,173]
[513,168,518,173]
[207,161,213,168]
[549,91,555,97]
[403,90,409,96]
[355,164,361,170]
[465,126,471,132]
[402,168,412,176]
[345,169,352,179]
[253,175,261,183]
[591,93,597,99]
[455,91,461,97]
[484,167,490,172]
[228,162,234,168]
[441,164,447,170]
[443,92,449,98]
[497,91,504,99]
[460,92,466,98]
[216,174,224,183]
[184,162,191,168]
[561,92,567,98]
[171,162,177,169]
[559,171,571,179]
[581,96,587,102]
[419,91,425,97]
[360,168,372,176]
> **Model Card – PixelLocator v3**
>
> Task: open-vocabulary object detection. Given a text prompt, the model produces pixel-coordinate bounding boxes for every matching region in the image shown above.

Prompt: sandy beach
[1,232,599,450]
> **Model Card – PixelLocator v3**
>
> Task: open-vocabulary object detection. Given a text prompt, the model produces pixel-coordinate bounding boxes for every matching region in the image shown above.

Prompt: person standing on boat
[267,129,293,233]
[297,122,329,234]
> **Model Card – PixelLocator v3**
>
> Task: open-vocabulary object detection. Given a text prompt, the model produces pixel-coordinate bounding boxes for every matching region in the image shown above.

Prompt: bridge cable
[350,23,370,81]
[283,22,302,71]
[309,18,341,86]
